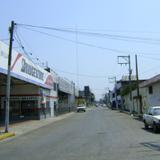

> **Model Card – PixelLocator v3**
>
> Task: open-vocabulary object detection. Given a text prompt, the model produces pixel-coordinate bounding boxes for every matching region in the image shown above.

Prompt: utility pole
[108,76,118,110]
[5,21,15,133]
[118,55,132,112]
[135,54,142,114]
[128,55,132,102]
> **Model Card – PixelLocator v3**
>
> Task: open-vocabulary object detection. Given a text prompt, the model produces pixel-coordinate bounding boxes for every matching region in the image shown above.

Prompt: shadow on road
[132,117,143,122]
[141,127,160,134]
[140,141,160,151]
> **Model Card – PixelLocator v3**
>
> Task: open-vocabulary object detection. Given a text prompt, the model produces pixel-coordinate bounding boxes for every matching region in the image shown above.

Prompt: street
[0,107,160,160]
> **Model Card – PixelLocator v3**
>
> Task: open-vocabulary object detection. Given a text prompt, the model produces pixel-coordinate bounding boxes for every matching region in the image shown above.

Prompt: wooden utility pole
[117,55,132,112]
[135,54,142,114]
[108,76,118,110]
[128,55,132,101]
[5,21,15,133]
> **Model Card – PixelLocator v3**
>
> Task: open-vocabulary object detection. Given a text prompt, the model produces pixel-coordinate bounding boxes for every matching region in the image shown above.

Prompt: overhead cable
[16,23,160,44]
[19,26,132,54]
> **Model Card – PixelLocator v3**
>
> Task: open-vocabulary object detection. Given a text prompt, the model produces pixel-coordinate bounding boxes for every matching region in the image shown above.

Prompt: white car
[143,106,160,133]
[77,105,86,112]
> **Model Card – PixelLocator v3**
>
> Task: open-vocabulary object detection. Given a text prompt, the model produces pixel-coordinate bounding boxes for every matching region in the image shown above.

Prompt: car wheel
[153,123,158,133]
[144,121,149,129]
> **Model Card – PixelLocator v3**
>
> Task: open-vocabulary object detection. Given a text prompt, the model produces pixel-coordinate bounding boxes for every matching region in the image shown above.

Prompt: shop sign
[21,58,44,81]
[0,41,54,89]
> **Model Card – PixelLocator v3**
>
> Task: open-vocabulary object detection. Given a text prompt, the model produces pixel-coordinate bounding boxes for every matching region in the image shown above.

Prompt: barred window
[148,86,153,94]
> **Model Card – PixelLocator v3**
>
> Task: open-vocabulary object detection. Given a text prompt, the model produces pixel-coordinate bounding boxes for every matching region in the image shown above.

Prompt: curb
[0,112,75,141]
[4,112,75,138]
[0,132,15,141]
[119,110,143,121]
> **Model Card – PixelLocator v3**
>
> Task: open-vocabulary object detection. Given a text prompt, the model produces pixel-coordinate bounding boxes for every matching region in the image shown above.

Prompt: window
[148,86,153,94]
[153,108,160,115]
[54,83,57,91]
[147,108,152,115]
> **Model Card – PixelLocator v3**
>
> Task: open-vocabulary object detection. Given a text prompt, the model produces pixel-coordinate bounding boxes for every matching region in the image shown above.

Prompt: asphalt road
[0,107,160,160]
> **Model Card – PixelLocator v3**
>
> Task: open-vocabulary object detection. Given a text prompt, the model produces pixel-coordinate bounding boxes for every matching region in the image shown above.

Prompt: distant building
[77,86,95,106]
[57,77,78,114]
[111,78,145,111]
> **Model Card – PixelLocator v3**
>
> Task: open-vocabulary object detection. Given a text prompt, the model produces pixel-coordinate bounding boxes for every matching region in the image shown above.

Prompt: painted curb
[0,132,15,141]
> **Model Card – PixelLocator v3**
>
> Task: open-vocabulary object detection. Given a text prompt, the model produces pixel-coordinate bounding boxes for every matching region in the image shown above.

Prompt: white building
[140,74,160,112]
[122,75,160,114]
[57,77,79,114]
[0,41,57,120]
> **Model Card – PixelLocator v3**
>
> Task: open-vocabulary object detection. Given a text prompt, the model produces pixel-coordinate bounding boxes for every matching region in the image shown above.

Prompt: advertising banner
[0,41,54,89]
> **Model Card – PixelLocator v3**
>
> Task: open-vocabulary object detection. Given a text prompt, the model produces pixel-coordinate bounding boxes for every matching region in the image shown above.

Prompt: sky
[1,0,160,100]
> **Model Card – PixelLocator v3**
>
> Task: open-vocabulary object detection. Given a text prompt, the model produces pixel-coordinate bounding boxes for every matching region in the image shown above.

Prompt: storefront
[0,41,58,121]
[57,77,78,114]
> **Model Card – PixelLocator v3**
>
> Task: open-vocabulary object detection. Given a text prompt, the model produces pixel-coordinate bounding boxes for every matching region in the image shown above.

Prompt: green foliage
[120,83,137,96]
[76,98,86,105]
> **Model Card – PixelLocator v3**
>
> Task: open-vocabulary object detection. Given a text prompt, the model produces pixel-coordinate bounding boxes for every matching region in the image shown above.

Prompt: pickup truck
[77,105,86,112]
[143,106,160,133]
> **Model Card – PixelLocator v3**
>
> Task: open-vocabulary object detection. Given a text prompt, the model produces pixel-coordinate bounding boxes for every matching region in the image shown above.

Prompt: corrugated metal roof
[139,74,160,88]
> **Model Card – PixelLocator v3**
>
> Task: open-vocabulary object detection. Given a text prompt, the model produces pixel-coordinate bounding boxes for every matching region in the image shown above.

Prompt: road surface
[0,107,160,160]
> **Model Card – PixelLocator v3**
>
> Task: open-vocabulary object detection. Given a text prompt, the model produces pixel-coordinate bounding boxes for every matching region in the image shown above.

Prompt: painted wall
[143,83,160,108]
[123,88,146,114]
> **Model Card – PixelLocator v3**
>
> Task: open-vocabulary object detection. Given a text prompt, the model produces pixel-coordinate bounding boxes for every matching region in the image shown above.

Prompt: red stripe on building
[0,94,58,99]
[11,53,22,71]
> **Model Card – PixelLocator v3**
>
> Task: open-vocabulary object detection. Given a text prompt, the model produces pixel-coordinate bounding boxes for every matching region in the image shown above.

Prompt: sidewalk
[0,112,74,139]
[119,109,143,122]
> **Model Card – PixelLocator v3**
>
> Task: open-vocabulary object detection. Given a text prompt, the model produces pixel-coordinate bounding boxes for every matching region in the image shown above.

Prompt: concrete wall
[140,82,160,113]
[49,89,58,117]
[123,88,147,114]
[123,94,132,112]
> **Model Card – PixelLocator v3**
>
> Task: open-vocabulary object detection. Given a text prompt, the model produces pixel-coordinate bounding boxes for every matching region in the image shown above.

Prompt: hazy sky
[1,0,160,100]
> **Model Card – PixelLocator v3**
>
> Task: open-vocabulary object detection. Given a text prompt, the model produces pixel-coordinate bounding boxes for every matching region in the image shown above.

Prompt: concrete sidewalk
[0,112,74,139]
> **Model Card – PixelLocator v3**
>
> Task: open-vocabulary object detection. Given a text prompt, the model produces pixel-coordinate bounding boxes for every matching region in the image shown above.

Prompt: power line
[14,31,45,69]
[15,25,160,80]
[138,54,160,61]
[140,64,160,75]
[17,26,160,56]
[75,26,79,87]
[17,28,34,51]
[15,24,160,79]
[52,66,123,79]
[13,33,114,79]
[16,23,160,34]
[0,38,9,42]
[55,69,107,78]
[16,23,160,44]
[16,28,48,68]
[19,26,132,54]
[15,27,121,79]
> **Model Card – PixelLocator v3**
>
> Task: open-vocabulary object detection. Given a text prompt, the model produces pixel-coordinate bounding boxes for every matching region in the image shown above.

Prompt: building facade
[140,74,160,112]
[57,77,78,114]
[0,41,57,121]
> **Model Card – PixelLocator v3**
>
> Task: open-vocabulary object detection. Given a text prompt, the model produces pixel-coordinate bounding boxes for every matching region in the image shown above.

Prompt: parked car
[111,101,116,110]
[143,106,160,133]
[77,105,86,112]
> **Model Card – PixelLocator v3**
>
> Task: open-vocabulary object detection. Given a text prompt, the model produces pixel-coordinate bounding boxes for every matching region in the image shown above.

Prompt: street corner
[0,132,15,141]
